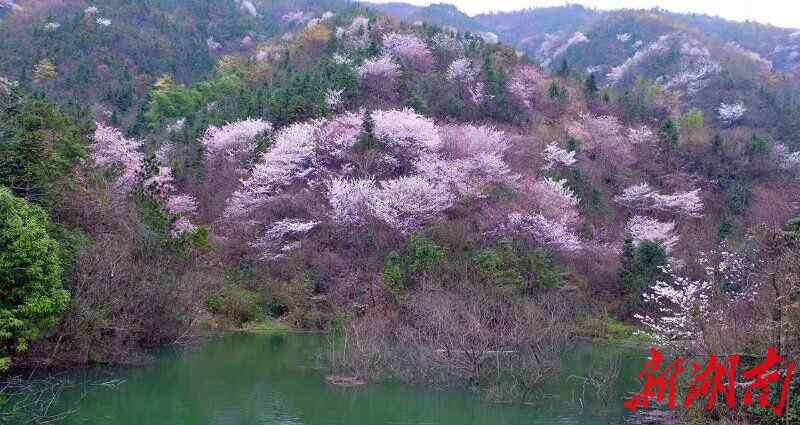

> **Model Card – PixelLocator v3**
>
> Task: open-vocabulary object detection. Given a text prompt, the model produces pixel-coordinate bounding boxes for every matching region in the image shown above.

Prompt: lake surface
[47,333,647,424]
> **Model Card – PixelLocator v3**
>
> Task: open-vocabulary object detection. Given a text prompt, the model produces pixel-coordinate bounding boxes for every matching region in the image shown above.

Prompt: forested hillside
[1,1,800,424]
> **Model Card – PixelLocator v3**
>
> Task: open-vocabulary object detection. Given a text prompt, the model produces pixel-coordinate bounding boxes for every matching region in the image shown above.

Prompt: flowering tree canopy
[509,212,582,252]
[225,122,317,218]
[615,183,704,217]
[201,119,272,161]
[531,177,581,226]
[372,108,441,165]
[447,58,483,103]
[357,55,400,80]
[251,219,319,259]
[542,142,577,169]
[91,122,144,194]
[326,177,376,225]
[717,102,747,125]
[372,176,452,234]
[382,32,433,71]
[626,215,678,251]
[506,65,544,111]
[439,124,508,158]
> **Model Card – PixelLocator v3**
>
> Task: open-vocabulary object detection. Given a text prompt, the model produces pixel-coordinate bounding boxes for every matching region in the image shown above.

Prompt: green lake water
[48,333,647,425]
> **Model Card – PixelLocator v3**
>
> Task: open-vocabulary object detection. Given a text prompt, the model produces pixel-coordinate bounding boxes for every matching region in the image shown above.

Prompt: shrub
[206,286,262,325]
[0,187,69,370]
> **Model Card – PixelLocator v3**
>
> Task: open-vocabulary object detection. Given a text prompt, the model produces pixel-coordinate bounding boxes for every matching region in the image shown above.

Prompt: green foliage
[679,108,705,129]
[0,98,88,205]
[747,133,771,157]
[584,73,598,98]
[355,109,379,151]
[407,234,446,274]
[618,239,668,316]
[658,118,680,150]
[0,187,69,370]
[206,286,262,325]
[548,81,567,100]
[382,251,406,302]
[473,243,566,294]
[556,59,570,77]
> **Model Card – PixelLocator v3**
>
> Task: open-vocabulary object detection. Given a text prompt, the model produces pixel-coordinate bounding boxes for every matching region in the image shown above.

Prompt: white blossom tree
[326,177,376,225]
[201,119,272,161]
[251,219,319,259]
[382,32,434,71]
[542,142,577,169]
[626,215,679,251]
[224,122,317,219]
[717,102,747,125]
[372,176,453,233]
[91,122,144,194]
[615,183,703,217]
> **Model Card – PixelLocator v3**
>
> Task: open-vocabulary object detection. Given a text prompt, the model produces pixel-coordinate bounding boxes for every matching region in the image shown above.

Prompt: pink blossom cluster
[225,122,318,218]
[542,142,577,169]
[568,114,636,166]
[316,111,364,161]
[372,108,441,165]
[626,215,678,251]
[201,119,272,161]
[326,178,376,225]
[414,152,517,199]
[166,194,199,216]
[717,102,747,125]
[508,212,582,252]
[251,219,320,259]
[358,55,400,79]
[447,58,484,103]
[382,32,434,71]
[372,176,453,234]
[439,124,508,158]
[615,183,703,217]
[531,178,581,227]
[506,65,544,110]
[91,122,144,194]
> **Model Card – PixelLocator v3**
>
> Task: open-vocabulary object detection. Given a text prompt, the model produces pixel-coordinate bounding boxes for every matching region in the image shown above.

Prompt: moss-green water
[49,333,646,424]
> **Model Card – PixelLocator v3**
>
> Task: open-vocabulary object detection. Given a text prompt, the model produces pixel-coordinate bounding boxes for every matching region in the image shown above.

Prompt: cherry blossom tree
[251,219,319,259]
[326,177,376,225]
[506,65,544,111]
[439,124,508,158]
[201,119,272,161]
[172,217,198,237]
[357,55,401,96]
[446,58,483,103]
[615,183,704,217]
[568,114,636,166]
[717,102,747,125]
[627,126,654,145]
[372,176,452,233]
[508,212,582,252]
[626,215,678,251]
[224,122,317,219]
[531,177,581,226]
[542,142,576,169]
[325,88,344,109]
[634,263,711,347]
[382,32,434,71]
[634,243,757,348]
[372,108,441,166]
[415,152,517,199]
[166,194,199,216]
[317,111,364,162]
[91,122,144,194]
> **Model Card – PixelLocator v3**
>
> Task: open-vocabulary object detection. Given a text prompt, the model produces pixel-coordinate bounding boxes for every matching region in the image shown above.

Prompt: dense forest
[1,0,800,424]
